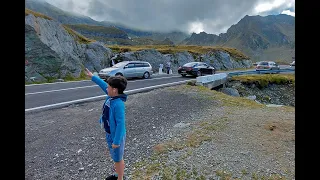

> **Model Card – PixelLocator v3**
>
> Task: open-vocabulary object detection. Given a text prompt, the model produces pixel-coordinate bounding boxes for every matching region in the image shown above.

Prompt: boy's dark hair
[107,76,127,94]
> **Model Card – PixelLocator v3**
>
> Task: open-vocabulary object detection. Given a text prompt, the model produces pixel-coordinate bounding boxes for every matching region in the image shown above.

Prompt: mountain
[64,24,129,42]
[25,0,189,44]
[25,8,251,83]
[26,0,295,62]
[181,14,295,62]
[25,0,102,26]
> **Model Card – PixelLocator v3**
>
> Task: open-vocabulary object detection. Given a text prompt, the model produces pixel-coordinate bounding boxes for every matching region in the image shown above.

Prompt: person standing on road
[85,68,127,180]
[165,60,171,74]
[159,63,164,74]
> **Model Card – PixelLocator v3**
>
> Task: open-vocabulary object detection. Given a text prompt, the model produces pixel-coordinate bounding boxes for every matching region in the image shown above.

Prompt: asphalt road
[25,66,294,111]
[25,74,192,110]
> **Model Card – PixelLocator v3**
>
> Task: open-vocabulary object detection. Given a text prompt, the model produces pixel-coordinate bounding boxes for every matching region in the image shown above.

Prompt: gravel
[25,84,295,180]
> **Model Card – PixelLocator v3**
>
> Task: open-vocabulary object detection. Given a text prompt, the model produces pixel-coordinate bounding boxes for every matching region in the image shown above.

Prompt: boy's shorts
[106,133,126,162]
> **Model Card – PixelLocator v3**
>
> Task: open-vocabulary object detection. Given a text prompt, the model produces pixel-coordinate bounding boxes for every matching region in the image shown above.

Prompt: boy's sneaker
[105,175,117,180]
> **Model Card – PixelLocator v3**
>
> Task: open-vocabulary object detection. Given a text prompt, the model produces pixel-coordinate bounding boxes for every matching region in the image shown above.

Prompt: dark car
[178,62,215,77]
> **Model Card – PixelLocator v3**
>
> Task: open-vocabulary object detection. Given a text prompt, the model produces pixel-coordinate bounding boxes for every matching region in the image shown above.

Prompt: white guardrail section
[196,73,228,88]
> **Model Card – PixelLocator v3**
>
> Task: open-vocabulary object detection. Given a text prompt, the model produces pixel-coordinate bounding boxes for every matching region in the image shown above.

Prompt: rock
[220,88,240,97]
[84,41,113,71]
[55,79,64,82]
[254,100,261,104]
[266,104,283,107]
[25,14,112,83]
[174,122,191,128]
[246,95,256,100]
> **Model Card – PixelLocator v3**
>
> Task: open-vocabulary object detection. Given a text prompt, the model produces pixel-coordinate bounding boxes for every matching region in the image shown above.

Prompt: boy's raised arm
[85,68,108,94]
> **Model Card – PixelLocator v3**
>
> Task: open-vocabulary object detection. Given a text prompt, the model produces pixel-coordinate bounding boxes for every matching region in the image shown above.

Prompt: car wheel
[270,68,275,74]
[115,73,123,76]
[197,70,202,77]
[212,69,215,74]
[181,74,186,77]
[143,72,150,79]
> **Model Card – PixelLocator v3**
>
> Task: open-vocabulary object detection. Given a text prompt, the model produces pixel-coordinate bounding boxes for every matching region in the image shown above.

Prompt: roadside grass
[107,45,249,60]
[130,81,294,179]
[62,25,95,44]
[64,24,126,35]
[131,85,238,179]
[230,74,295,88]
[131,116,230,179]
[25,8,53,20]
[25,69,90,85]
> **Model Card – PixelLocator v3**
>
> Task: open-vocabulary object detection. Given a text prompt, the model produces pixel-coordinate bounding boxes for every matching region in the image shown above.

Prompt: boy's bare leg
[115,160,125,180]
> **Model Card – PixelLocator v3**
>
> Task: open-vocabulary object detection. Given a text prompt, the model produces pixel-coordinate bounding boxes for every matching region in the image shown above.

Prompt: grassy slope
[108,45,249,60]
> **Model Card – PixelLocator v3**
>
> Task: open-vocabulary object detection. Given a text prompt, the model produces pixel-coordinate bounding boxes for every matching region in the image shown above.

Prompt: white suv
[98,61,153,79]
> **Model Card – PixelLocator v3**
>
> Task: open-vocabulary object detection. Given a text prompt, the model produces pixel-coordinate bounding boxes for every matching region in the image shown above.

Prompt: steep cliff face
[25,24,62,81]
[115,49,251,73]
[25,14,112,83]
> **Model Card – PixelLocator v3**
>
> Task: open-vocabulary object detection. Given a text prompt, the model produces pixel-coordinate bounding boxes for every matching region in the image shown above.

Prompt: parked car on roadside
[253,61,261,66]
[178,62,215,77]
[98,61,153,80]
[290,61,295,67]
[255,61,280,73]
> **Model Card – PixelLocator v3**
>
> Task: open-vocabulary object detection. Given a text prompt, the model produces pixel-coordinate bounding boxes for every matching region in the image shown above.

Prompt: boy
[85,68,127,180]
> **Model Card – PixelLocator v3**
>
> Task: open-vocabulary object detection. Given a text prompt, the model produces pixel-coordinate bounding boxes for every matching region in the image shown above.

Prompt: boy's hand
[112,144,119,149]
[85,68,93,78]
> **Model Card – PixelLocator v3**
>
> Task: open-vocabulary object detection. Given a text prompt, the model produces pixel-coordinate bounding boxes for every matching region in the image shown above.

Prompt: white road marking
[25,79,91,86]
[25,76,181,95]
[25,75,180,87]
[25,85,98,95]
[25,79,192,112]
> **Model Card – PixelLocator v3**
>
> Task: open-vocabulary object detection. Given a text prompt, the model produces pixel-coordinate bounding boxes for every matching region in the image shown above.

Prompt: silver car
[255,61,280,73]
[290,61,295,67]
[98,61,153,79]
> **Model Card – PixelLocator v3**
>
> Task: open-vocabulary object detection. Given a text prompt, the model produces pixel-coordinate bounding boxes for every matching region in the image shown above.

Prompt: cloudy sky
[42,0,295,35]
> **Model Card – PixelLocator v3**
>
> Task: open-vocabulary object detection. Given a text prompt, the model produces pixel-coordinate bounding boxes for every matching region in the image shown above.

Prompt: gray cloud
[43,0,294,34]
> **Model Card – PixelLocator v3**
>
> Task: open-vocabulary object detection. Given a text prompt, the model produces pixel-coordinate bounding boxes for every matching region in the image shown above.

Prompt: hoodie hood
[111,94,127,102]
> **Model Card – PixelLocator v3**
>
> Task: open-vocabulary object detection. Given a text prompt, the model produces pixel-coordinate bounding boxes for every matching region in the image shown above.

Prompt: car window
[133,63,143,67]
[133,62,150,67]
[258,62,268,65]
[126,63,135,68]
[142,63,150,67]
[184,62,198,67]
[113,61,128,68]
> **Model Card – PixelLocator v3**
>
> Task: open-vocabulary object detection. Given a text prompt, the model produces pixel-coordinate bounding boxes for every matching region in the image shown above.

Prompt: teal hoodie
[92,76,127,145]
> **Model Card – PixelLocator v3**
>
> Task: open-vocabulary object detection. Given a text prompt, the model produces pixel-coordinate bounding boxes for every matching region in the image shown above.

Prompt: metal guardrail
[227,68,295,77]
[196,73,228,89]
